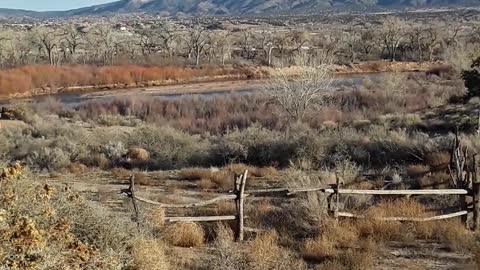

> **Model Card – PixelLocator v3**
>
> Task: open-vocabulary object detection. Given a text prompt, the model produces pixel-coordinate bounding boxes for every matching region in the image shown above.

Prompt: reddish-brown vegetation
[0,65,250,97]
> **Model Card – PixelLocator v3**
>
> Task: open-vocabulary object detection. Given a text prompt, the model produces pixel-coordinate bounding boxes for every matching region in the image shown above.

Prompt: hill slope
[62,0,479,16]
[0,0,478,17]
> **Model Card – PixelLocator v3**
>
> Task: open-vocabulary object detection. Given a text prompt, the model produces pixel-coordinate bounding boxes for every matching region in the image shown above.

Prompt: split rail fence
[121,167,480,242]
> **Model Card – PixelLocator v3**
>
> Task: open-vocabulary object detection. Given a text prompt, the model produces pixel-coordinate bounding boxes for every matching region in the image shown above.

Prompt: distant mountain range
[0,0,479,17]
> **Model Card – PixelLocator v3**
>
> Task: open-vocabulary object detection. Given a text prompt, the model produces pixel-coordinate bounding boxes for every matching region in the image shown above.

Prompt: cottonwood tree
[156,23,179,59]
[61,24,86,63]
[88,25,118,65]
[264,56,334,123]
[208,31,232,65]
[381,17,408,61]
[343,26,362,63]
[256,31,275,66]
[359,27,379,60]
[239,30,257,60]
[184,26,209,66]
[136,27,159,56]
[32,27,60,65]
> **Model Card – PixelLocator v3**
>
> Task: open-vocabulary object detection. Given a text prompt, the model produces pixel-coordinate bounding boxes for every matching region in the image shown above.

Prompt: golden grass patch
[132,239,170,270]
[164,222,205,248]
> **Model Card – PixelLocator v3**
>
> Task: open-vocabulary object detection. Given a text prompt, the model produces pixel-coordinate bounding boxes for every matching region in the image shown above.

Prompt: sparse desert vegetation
[2,7,480,270]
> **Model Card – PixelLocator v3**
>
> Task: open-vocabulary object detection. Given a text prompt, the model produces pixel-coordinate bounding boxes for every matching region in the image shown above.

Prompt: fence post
[335,172,340,223]
[237,170,248,241]
[473,155,480,231]
[128,175,141,229]
[234,173,241,241]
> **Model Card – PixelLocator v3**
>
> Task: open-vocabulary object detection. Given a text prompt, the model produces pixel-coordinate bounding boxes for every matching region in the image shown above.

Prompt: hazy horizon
[0,0,114,11]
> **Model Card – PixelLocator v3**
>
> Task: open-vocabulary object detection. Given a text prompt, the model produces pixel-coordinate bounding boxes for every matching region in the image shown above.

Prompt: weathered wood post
[234,173,241,241]
[237,170,248,242]
[128,175,141,229]
[473,155,480,231]
[335,172,340,223]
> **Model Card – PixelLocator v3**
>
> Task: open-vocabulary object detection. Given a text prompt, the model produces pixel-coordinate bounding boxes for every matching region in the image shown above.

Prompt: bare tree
[343,26,361,63]
[359,27,379,60]
[32,27,60,65]
[88,25,118,65]
[381,17,408,61]
[61,24,86,63]
[256,31,275,66]
[209,31,232,66]
[156,23,179,59]
[184,26,209,66]
[264,56,334,123]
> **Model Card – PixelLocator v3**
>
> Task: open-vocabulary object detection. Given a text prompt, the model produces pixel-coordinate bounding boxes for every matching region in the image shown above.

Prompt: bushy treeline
[0,64,250,96]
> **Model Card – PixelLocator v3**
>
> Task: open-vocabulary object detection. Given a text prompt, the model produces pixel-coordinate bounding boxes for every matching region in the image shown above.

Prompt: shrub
[132,239,170,270]
[27,147,71,171]
[128,126,210,169]
[246,232,305,270]
[103,141,128,160]
[0,170,140,269]
[163,222,205,247]
[127,147,150,161]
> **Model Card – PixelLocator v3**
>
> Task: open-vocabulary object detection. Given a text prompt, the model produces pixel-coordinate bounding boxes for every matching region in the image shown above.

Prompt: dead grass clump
[406,164,431,178]
[133,172,149,186]
[216,201,237,216]
[144,208,166,232]
[132,239,170,270]
[64,163,89,175]
[255,166,279,178]
[197,178,216,190]
[249,199,274,226]
[111,167,131,179]
[178,168,213,180]
[321,220,359,248]
[303,236,338,262]
[357,200,427,241]
[227,164,279,178]
[210,170,234,190]
[417,172,452,189]
[246,232,305,270]
[303,219,360,263]
[436,220,473,251]
[424,151,450,171]
[336,247,375,270]
[164,222,205,247]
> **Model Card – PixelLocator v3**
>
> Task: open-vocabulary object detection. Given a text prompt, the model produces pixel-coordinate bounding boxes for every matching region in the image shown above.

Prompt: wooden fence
[121,167,480,242]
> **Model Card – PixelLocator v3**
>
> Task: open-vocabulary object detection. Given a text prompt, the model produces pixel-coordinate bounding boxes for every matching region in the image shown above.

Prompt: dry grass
[424,151,450,171]
[357,200,426,241]
[178,168,234,190]
[246,231,305,270]
[164,222,205,247]
[144,208,166,232]
[132,239,170,270]
[216,201,237,216]
[303,220,360,262]
[303,236,338,262]
[110,168,150,185]
[406,164,431,178]
[227,164,279,178]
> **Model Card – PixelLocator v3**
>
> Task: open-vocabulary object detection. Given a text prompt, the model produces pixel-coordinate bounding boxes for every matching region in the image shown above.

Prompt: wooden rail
[133,194,239,208]
[337,210,469,222]
[165,216,237,222]
[323,189,469,195]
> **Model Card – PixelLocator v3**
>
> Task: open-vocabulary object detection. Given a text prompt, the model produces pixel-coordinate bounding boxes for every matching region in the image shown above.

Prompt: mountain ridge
[0,0,478,18]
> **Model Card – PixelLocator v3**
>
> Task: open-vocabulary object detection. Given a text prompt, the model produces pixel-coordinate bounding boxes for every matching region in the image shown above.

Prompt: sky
[0,0,114,11]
